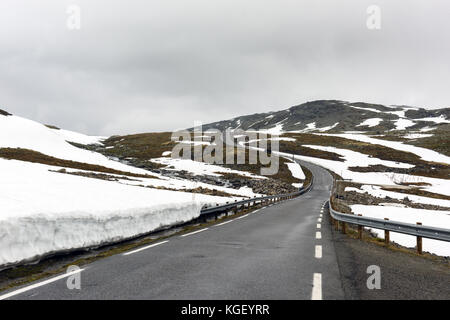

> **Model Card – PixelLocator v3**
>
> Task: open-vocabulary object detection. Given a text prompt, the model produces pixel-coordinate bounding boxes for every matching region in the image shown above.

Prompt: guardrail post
[357,215,363,239]
[416,222,423,254]
[384,218,390,247]
[341,221,346,234]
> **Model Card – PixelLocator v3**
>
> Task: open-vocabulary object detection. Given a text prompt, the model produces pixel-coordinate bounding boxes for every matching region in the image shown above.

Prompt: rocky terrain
[200,100,450,134]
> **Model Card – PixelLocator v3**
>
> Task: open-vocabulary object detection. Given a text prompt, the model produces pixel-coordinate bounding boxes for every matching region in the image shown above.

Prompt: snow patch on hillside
[318,133,450,164]
[392,118,416,130]
[286,161,305,180]
[357,118,383,127]
[0,114,150,175]
[302,145,414,169]
[414,115,450,124]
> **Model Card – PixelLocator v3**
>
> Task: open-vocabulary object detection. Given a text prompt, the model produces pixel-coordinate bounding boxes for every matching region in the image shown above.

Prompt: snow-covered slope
[0,114,149,174]
[0,159,227,266]
[0,113,236,267]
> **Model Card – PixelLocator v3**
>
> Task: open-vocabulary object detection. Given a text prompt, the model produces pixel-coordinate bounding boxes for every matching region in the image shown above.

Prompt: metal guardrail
[198,176,314,221]
[328,203,450,242]
[328,200,450,254]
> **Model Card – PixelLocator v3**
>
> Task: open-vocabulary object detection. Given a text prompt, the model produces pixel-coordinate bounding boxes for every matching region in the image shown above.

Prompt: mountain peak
[201,100,450,133]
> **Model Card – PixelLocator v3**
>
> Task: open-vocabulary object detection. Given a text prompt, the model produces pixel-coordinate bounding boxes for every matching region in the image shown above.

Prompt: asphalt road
[2,161,346,300]
[2,161,449,300]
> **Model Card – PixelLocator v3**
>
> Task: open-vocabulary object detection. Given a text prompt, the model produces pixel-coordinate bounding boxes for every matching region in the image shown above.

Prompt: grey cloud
[0,0,449,135]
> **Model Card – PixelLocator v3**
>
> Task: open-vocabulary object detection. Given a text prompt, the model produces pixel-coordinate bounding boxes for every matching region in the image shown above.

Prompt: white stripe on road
[316,231,322,239]
[0,268,84,300]
[235,214,248,220]
[319,214,323,218]
[181,228,208,237]
[311,273,322,300]
[315,245,322,259]
[123,240,169,256]
[317,218,322,223]
[216,220,233,227]
[317,223,321,229]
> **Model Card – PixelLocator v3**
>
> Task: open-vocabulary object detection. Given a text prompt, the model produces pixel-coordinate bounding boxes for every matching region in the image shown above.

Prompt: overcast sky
[1,1,449,135]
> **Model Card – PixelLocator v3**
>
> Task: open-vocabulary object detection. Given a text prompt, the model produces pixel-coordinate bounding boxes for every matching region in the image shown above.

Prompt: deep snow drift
[0,159,227,267]
[0,113,236,266]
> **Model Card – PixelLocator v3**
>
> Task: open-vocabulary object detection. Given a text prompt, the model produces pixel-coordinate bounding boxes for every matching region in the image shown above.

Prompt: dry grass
[0,148,158,179]
[102,132,176,160]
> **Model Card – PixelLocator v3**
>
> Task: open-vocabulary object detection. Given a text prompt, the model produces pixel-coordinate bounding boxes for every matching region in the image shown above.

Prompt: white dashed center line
[315,231,322,239]
[311,273,322,300]
[315,245,322,259]
[317,223,321,229]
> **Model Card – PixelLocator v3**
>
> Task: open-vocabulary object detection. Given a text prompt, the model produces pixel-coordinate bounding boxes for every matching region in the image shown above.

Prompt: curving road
[2,161,345,300]
[3,160,449,300]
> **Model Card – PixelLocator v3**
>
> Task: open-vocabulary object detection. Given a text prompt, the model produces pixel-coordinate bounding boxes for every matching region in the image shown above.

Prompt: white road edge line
[316,231,322,239]
[235,214,248,220]
[216,220,233,227]
[312,273,322,300]
[315,245,322,259]
[181,228,208,237]
[0,268,84,300]
[123,240,169,256]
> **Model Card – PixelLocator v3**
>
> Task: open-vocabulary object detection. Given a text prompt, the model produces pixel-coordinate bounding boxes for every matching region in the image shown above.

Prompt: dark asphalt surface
[2,161,449,300]
[328,210,450,300]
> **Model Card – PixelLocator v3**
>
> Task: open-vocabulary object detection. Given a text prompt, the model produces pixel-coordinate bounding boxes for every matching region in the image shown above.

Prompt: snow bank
[392,118,416,130]
[357,118,383,127]
[403,133,433,139]
[286,161,305,180]
[350,205,450,257]
[316,123,339,132]
[414,115,450,124]
[302,145,414,169]
[0,159,227,267]
[318,133,450,164]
